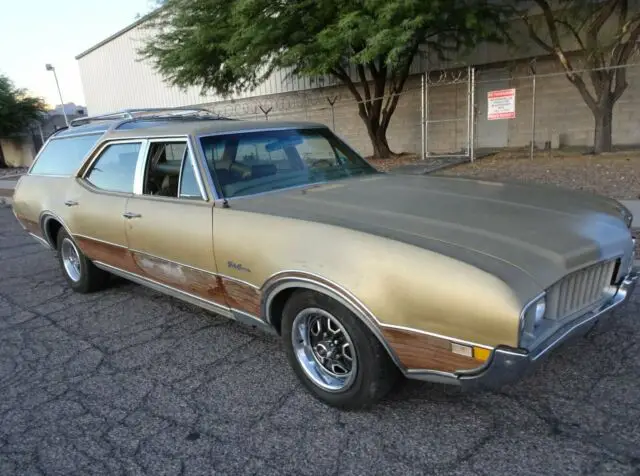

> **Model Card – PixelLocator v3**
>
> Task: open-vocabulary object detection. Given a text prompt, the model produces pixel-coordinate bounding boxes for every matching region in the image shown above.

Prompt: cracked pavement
[1,206,639,476]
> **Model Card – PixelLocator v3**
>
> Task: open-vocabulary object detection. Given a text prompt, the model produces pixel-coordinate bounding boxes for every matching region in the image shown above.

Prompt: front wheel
[282,290,399,409]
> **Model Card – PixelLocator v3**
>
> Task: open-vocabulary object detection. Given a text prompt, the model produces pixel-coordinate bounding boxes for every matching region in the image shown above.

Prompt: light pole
[45,64,69,127]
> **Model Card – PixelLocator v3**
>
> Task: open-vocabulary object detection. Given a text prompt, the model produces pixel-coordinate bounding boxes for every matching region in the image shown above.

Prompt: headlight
[616,202,633,228]
[520,295,546,347]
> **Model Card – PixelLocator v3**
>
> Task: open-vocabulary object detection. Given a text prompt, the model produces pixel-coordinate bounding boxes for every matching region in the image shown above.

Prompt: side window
[85,142,141,193]
[30,134,101,176]
[179,158,201,199]
[142,141,202,200]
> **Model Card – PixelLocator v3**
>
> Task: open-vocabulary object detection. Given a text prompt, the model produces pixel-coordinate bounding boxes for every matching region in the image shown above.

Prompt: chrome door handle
[122,212,142,219]
[64,200,78,207]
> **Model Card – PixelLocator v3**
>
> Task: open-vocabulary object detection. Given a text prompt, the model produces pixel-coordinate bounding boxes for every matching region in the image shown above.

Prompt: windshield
[199,128,378,198]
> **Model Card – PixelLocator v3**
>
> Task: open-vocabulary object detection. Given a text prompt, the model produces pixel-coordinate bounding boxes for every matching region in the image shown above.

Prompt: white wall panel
[77,22,335,114]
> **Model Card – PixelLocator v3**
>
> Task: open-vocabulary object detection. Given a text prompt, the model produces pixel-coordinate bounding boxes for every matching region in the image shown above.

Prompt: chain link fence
[197,59,640,160]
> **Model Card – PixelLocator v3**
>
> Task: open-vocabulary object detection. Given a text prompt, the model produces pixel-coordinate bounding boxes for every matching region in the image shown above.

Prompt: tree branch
[356,64,372,116]
[330,66,368,119]
[522,15,553,53]
[588,0,619,35]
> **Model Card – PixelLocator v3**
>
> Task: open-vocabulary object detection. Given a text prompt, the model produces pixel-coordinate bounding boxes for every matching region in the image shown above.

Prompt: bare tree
[521,0,640,153]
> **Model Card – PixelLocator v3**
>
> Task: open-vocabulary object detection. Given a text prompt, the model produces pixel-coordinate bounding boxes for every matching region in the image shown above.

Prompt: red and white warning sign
[487,88,516,120]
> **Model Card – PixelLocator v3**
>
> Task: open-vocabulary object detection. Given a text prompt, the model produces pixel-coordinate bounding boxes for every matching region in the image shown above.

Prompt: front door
[475,69,510,149]
[66,140,143,272]
[122,138,226,312]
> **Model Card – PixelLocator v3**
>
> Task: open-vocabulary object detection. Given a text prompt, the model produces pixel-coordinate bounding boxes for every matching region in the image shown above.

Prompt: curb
[0,196,13,207]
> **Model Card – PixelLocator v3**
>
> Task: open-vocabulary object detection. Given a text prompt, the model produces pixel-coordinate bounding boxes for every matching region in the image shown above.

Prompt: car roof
[51,118,327,141]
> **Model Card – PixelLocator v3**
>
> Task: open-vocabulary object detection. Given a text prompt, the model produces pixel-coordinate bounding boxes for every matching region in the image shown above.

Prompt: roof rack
[69,107,230,127]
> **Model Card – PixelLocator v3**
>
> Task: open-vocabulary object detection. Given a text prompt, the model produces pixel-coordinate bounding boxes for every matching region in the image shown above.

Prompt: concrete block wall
[201,57,640,157]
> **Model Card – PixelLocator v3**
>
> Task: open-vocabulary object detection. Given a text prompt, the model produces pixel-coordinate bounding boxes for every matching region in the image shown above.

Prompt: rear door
[123,137,226,312]
[66,139,144,272]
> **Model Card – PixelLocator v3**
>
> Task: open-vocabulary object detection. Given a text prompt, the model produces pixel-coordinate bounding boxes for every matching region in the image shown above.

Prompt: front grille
[545,260,616,320]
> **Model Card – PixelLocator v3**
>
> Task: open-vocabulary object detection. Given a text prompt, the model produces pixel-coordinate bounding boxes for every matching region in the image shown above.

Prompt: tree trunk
[593,99,614,154]
[361,114,393,158]
[0,142,6,168]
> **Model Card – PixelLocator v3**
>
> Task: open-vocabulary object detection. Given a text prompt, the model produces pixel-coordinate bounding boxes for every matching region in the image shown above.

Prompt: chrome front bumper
[459,270,638,390]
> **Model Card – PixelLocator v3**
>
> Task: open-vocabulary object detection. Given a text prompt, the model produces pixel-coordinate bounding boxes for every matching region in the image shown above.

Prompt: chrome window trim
[80,138,146,194]
[133,140,151,195]
[76,177,136,199]
[133,136,208,201]
[193,134,221,201]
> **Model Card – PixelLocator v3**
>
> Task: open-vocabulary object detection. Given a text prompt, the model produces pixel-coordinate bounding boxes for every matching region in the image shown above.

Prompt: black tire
[56,229,109,293]
[282,290,399,409]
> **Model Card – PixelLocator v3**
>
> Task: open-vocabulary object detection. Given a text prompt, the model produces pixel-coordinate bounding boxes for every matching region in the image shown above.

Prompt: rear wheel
[282,290,399,409]
[57,230,109,293]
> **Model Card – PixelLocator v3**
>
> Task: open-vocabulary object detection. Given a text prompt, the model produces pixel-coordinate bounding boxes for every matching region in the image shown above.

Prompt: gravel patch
[436,150,640,200]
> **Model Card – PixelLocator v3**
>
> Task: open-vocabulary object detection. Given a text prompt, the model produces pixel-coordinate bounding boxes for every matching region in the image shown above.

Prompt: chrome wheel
[61,238,81,282]
[291,308,357,392]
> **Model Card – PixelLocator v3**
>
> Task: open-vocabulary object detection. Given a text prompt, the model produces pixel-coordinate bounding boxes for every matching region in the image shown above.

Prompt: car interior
[144,143,186,197]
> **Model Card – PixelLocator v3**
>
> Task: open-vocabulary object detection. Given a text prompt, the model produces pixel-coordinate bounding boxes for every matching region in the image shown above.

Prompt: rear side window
[85,142,141,193]
[30,134,101,176]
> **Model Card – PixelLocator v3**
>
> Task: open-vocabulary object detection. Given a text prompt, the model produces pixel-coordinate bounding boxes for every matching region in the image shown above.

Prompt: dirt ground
[434,149,640,200]
[367,154,423,172]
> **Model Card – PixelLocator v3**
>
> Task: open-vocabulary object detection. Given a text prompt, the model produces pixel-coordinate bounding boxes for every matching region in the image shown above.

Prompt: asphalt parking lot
[1,205,639,476]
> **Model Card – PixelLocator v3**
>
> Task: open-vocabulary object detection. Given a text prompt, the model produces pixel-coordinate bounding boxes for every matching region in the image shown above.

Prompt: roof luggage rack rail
[70,107,233,127]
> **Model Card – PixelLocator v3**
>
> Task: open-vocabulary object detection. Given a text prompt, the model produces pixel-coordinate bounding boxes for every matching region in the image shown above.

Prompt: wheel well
[268,288,297,335]
[43,217,63,248]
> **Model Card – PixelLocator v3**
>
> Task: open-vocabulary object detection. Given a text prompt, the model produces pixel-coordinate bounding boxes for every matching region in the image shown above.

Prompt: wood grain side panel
[221,278,261,316]
[131,252,262,316]
[15,214,43,238]
[75,237,141,274]
[132,252,227,305]
[382,328,484,372]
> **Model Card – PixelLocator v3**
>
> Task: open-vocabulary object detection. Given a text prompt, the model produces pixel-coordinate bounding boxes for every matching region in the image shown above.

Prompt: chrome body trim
[405,369,461,386]
[28,233,52,249]
[381,323,493,351]
[458,269,638,390]
[39,211,74,248]
[73,233,128,249]
[231,309,277,335]
[93,261,234,319]
[261,271,407,372]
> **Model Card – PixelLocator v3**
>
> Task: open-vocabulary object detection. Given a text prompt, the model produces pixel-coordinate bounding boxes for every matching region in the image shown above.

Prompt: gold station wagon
[12,108,638,408]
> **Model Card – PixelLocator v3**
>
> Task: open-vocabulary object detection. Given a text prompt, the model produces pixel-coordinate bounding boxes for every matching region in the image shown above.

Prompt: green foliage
[141,0,506,95]
[0,75,46,137]
[141,0,507,156]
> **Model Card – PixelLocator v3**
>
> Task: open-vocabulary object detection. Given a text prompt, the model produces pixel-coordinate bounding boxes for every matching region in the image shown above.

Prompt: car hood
[231,173,633,295]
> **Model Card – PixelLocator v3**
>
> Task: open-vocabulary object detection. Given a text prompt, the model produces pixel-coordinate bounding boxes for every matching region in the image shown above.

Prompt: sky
[0,0,156,108]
